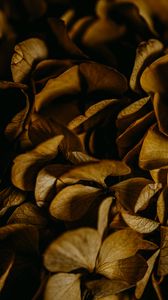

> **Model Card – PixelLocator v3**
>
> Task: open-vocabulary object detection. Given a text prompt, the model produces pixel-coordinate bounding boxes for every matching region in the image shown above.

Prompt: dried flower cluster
[0,0,168,299]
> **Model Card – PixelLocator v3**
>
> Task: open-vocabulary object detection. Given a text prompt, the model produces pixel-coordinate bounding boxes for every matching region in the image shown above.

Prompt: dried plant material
[0,254,14,291]
[86,279,131,300]
[97,0,156,35]
[0,80,27,90]
[44,228,101,272]
[96,228,156,269]
[135,249,160,299]
[82,18,126,46]
[153,92,168,136]
[97,254,147,284]
[47,19,86,58]
[157,226,168,276]
[7,202,47,228]
[117,111,155,157]
[2,1,168,299]
[0,186,26,216]
[49,184,102,221]
[130,39,163,93]
[33,58,78,84]
[145,0,168,24]
[97,197,113,238]
[56,160,131,190]
[134,182,162,213]
[139,124,168,169]
[123,138,144,167]
[151,273,164,300]
[35,65,81,111]
[116,96,151,132]
[11,38,48,82]
[150,167,168,185]
[0,224,39,253]
[5,91,29,141]
[112,177,152,211]
[79,62,128,95]
[11,135,63,191]
[140,53,168,93]
[121,211,159,233]
[157,187,168,224]
[44,273,81,300]
[35,164,72,207]
[68,99,119,131]
[29,115,82,155]
[66,151,98,164]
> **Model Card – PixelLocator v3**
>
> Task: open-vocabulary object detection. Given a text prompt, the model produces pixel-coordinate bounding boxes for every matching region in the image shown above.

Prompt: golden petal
[112,177,152,211]
[11,135,63,191]
[49,183,102,221]
[121,211,159,233]
[139,124,168,169]
[130,39,163,93]
[11,38,48,82]
[153,92,168,136]
[140,54,168,93]
[157,226,168,276]
[44,273,81,300]
[135,250,160,299]
[157,187,168,225]
[44,228,101,272]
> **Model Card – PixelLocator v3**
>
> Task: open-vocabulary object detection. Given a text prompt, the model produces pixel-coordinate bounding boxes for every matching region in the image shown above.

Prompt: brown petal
[5,91,29,141]
[49,184,102,221]
[0,186,26,217]
[121,211,159,233]
[116,96,151,132]
[44,228,101,272]
[11,135,63,191]
[139,124,168,169]
[7,202,47,228]
[96,228,157,269]
[58,160,131,190]
[112,177,152,211]
[153,93,168,136]
[44,273,81,300]
[29,115,82,155]
[157,226,168,276]
[97,253,148,284]
[11,38,48,82]
[35,65,81,111]
[135,250,160,299]
[82,18,126,46]
[67,151,98,165]
[0,81,28,90]
[117,111,155,158]
[47,18,86,58]
[134,182,162,213]
[130,39,163,93]
[68,99,119,131]
[97,197,113,238]
[0,224,39,253]
[96,0,155,35]
[157,187,168,224]
[86,278,131,300]
[150,167,168,185]
[35,164,72,207]
[0,254,14,291]
[140,54,168,93]
[33,58,78,84]
[79,62,128,95]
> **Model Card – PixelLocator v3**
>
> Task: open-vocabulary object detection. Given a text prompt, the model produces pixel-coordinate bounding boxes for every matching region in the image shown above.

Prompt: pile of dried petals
[0,1,168,299]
